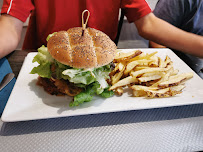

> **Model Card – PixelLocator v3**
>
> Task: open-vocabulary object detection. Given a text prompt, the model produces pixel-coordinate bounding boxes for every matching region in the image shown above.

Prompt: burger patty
[37,76,82,96]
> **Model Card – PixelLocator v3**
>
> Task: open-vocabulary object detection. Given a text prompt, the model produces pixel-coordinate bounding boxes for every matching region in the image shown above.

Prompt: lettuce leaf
[54,61,70,79]
[32,45,53,64]
[30,62,52,78]
[69,82,114,107]
[46,32,57,41]
[100,88,114,98]
[93,65,111,89]
[69,92,93,107]
[62,69,96,85]
[62,69,82,78]
[62,64,111,87]
[30,45,54,78]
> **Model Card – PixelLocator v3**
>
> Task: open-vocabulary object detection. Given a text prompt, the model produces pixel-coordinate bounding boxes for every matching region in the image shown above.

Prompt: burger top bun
[47,27,117,69]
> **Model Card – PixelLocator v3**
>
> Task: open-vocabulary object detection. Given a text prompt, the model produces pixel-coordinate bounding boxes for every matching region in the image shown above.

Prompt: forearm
[135,13,203,57]
[149,41,166,48]
[0,15,23,59]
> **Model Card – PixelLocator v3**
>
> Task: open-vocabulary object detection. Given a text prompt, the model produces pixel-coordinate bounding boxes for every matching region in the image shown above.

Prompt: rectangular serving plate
[1,48,203,122]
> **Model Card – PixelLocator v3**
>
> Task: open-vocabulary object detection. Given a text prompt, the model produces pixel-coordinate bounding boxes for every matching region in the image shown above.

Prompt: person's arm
[134,13,203,57]
[149,41,166,48]
[0,14,23,59]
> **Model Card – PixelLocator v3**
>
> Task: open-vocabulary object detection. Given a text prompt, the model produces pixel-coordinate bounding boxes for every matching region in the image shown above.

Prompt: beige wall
[147,0,158,10]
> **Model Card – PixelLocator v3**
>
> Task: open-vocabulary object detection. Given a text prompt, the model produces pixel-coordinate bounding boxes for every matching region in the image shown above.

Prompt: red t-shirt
[1,0,152,50]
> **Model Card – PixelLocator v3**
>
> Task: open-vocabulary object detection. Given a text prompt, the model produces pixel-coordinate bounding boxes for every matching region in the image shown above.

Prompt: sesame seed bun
[47,27,117,69]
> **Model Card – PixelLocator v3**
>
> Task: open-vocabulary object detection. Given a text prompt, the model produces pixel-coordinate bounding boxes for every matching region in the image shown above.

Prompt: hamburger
[30,27,117,107]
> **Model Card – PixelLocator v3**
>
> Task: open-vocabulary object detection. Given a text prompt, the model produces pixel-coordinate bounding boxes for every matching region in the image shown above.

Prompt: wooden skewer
[81,10,90,36]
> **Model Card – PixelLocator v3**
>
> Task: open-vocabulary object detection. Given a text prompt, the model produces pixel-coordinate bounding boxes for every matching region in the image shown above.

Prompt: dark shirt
[153,0,203,78]
[154,0,203,35]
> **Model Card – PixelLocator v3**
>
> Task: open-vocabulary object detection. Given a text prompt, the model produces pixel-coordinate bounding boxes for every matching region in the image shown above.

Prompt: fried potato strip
[109,50,193,98]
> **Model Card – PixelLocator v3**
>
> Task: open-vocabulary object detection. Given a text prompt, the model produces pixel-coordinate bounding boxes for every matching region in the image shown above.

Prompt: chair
[114,9,125,46]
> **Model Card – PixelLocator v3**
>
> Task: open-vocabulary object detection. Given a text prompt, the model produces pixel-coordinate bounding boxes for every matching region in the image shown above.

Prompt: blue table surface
[0,58,16,115]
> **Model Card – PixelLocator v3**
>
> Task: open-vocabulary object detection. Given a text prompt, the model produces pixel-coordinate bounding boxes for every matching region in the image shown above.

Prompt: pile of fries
[109,50,193,98]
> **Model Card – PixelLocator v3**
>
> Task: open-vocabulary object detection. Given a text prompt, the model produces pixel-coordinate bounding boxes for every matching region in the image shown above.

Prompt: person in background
[149,0,203,77]
[0,0,203,59]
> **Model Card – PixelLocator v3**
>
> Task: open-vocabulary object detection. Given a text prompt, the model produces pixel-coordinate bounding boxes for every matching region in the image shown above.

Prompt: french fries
[115,87,124,96]
[111,62,125,85]
[114,50,142,62]
[109,50,193,98]
[109,76,138,90]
